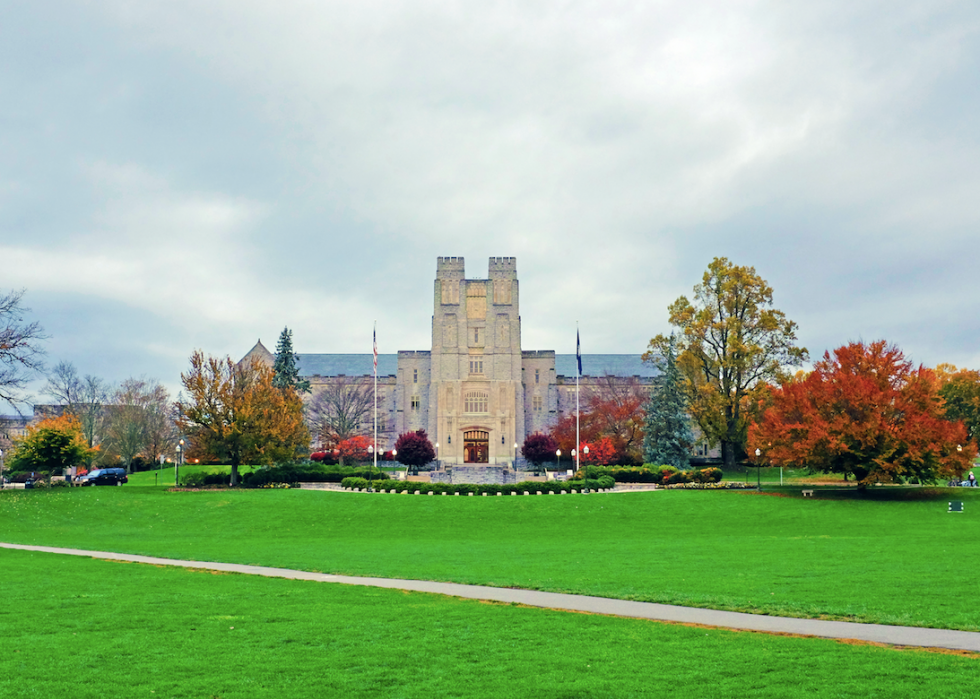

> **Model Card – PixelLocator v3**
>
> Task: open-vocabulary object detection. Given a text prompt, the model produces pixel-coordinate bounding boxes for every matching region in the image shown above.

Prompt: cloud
[3,0,980,399]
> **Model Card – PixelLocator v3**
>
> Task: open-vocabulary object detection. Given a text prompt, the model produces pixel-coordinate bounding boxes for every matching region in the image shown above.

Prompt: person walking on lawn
[969,472,977,487]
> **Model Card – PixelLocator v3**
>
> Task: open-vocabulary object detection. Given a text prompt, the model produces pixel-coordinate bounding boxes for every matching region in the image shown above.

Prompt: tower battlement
[437,257,465,278]
[488,256,516,278]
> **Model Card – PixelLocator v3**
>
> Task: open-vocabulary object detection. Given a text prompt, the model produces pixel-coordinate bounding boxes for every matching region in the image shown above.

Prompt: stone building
[242,257,658,466]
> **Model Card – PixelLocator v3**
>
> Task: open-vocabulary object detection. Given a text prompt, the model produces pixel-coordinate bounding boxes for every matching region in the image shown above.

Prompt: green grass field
[2,485,979,630]
[1,547,978,698]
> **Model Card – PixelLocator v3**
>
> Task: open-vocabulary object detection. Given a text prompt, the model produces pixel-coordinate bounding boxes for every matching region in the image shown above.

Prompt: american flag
[373,325,378,374]
[576,328,582,376]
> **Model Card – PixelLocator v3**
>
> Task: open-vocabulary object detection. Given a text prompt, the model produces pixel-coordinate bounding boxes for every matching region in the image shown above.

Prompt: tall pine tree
[643,334,694,468]
[273,327,311,393]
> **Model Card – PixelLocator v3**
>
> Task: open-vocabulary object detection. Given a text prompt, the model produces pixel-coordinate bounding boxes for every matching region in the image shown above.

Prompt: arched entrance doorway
[463,430,489,463]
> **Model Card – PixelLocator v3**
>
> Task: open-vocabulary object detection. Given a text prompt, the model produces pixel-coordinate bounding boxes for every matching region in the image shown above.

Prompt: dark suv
[78,468,129,486]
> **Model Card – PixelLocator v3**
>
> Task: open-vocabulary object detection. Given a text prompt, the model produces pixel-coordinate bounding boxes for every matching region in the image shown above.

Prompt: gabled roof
[240,339,275,368]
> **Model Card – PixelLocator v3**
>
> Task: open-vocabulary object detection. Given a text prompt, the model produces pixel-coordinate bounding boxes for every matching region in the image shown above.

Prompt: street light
[175,440,183,488]
[754,448,762,490]
[0,448,4,490]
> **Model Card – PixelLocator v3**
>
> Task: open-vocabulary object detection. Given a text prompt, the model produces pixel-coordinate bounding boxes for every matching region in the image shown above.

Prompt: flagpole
[576,322,580,479]
[373,322,378,471]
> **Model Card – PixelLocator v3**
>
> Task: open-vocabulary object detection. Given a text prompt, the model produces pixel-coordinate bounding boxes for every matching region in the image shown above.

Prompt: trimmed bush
[341,477,370,490]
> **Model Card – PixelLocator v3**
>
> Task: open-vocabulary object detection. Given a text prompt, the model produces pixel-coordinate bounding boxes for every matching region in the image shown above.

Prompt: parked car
[77,468,128,486]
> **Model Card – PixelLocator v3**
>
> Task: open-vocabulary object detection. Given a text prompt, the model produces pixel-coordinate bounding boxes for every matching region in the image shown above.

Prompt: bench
[802,490,814,498]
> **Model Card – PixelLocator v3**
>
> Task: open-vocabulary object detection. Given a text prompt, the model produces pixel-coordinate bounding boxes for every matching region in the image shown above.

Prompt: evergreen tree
[272,327,310,393]
[643,334,694,468]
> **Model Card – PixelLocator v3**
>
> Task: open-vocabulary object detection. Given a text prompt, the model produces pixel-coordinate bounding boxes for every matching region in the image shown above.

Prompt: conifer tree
[643,335,694,468]
[272,327,310,393]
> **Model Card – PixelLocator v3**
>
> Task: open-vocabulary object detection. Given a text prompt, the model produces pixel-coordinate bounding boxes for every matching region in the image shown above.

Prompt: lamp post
[175,441,183,488]
[958,444,964,485]
[0,448,4,490]
[555,449,561,479]
[754,448,761,490]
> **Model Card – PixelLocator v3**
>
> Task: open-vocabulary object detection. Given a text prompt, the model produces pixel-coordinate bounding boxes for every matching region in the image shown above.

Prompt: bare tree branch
[0,289,47,410]
[306,376,375,447]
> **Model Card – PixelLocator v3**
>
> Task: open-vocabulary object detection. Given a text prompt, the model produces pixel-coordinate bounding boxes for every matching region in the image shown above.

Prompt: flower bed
[663,481,754,490]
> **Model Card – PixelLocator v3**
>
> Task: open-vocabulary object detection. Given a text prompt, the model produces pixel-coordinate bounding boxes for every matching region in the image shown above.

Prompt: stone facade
[242,257,661,467]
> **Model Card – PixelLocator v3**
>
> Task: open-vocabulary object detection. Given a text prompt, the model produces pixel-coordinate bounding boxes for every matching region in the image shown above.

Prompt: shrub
[341,477,370,490]
[700,467,723,483]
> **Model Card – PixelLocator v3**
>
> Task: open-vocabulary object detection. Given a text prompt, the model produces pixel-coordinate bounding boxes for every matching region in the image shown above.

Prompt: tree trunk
[230,460,239,487]
[721,440,736,473]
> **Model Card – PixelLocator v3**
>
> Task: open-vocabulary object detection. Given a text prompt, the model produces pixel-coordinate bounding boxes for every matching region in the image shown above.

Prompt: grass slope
[1,486,979,630]
[1,548,977,699]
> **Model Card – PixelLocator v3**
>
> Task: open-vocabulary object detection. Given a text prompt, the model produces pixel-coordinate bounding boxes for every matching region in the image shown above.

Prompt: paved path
[4,542,979,653]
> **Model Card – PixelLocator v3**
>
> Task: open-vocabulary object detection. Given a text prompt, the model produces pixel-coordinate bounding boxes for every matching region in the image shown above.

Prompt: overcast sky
[2,1,979,403]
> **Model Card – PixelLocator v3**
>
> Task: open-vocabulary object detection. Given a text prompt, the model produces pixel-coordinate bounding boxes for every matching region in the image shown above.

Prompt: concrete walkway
[4,541,979,653]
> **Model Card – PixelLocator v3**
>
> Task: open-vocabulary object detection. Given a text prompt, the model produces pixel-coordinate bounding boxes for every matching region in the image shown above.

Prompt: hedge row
[179,465,390,488]
[340,476,616,495]
[583,465,723,485]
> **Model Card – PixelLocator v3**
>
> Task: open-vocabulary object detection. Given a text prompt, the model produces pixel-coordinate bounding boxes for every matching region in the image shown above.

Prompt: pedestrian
[970,472,977,487]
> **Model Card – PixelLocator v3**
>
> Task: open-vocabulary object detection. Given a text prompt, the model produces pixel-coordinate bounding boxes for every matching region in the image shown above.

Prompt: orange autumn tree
[179,352,310,486]
[936,364,980,443]
[749,341,977,485]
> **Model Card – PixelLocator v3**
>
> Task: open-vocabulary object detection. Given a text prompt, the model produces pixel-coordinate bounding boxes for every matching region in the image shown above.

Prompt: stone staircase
[431,466,520,485]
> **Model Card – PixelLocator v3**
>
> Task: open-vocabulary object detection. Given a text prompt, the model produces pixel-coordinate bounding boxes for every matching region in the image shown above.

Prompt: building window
[532,395,543,412]
[535,369,540,384]
[413,368,418,384]
[411,395,420,410]
[474,328,480,344]
[464,392,489,414]
[469,358,483,375]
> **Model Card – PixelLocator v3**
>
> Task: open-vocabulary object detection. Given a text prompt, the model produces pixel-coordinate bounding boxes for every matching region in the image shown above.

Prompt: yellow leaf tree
[644,257,808,471]
[178,352,309,486]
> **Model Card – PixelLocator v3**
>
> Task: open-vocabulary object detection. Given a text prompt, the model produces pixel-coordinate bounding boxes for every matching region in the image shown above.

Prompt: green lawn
[125,463,263,487]
[2,485,979,630]
[1,548,977,699]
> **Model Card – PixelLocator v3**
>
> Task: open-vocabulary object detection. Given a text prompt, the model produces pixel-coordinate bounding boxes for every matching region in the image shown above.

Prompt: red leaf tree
[549,375,648,465]
[394,429,436,474]
[749,341,977,485]
[580,437,617,466]
[522,433,558,473]
[336,435,371,465]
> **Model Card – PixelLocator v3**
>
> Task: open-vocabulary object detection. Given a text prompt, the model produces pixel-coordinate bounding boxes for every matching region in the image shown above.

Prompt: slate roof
[555,354,658,378]
[297,354,399,377]
[294,353,656,378]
